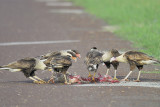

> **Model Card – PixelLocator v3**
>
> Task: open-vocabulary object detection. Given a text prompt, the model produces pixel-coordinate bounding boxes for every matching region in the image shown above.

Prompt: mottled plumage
[50,56,73,84]
[0,57,47,84]
[84,47,103,72]
[110,51,160,82]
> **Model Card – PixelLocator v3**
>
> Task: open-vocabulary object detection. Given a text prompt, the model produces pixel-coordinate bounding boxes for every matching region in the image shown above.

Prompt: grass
[71,0,160,60]
[141,71,160,74]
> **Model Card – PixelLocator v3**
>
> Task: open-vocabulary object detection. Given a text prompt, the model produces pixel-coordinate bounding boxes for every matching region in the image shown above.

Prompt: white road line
[72,82,160,88]
[46,2,73,6]
[0,40,80,46]
[35,0,59,2]
[49,9,84,14]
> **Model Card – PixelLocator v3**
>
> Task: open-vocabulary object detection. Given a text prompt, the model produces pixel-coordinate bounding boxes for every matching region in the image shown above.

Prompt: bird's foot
[113,77,118,80]
[39,80,47,84]
[134,80,141,82]
[33,80,42,84]
[120,79,129,82]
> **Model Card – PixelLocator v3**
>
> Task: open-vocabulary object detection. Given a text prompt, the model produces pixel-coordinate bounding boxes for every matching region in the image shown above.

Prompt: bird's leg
[92,72,96,81]
[134,71,141,82]
[33,76,46,83]
[121,71,133,81]
[113,70,118,80]
[88,72,92,77]
[29,77,40,84]
[106,69,109,75]
[64,74,71,85]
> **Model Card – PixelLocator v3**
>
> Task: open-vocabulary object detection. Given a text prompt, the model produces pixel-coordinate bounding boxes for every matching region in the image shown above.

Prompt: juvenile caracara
[110,51,160,82]
[84,47,103,79]
[0,57,47,84]
[50,55,77,84]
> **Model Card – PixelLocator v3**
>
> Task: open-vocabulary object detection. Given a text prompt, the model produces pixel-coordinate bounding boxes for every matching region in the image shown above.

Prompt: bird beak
[76,54,81,58]
[72,57,77,62]
[110,57,116,62]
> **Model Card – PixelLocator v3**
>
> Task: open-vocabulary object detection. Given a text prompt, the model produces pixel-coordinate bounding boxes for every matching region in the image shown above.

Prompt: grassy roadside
[71,0,160,60]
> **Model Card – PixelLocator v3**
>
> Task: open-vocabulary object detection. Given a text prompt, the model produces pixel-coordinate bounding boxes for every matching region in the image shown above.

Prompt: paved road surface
[0,0,160,107]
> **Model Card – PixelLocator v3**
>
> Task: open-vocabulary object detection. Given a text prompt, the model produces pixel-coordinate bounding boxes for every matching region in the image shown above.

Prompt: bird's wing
[3,58,36,69]
[125,51,153,62]
[51,56,72,67]
[41,51,61,59]
[85,50,103,65]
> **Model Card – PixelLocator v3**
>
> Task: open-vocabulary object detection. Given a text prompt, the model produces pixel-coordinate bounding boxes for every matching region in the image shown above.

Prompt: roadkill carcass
[48,72,119,84]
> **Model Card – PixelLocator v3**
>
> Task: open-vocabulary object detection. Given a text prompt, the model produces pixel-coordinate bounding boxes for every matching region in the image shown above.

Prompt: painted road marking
[46,2,73,6]
[49,9,84,14]
[72,82,160,88]
[0,40,80,46]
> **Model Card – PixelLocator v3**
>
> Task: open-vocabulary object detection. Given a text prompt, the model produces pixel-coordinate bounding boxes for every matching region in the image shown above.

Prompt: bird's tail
[0,66,21,72]
[0,66,10,70]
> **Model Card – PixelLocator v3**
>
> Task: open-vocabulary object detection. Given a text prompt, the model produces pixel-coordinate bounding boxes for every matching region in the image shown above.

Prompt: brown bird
[102,49,121,80]
[39,49,81,60]
[84,47,103,80]
[0,57,47,84]
[44,50,79,83]
[110,51,160,82]
[50,55,76,84]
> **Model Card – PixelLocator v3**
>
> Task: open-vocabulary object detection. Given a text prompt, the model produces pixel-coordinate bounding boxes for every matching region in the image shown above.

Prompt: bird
[38,49,81,60]
[50,55,76,84]
[42,50,79,68]
[84,47,103,80]
[42,50,79,83]
[110,51,160,82]
[102,49,121,80]
[0,57,48,84]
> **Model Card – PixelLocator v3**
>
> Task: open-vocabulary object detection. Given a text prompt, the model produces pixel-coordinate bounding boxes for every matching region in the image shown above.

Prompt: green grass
[71,0,160,59]
[141,71,160,74]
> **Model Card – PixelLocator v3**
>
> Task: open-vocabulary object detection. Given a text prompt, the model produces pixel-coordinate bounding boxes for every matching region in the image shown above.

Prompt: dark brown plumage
[84,47,103,78]
[102,49,121,80]
[39,49,80,60]
[110,51,160,82]
[43,50,77,67]
[0,57,47,84]
[50,55,73,84]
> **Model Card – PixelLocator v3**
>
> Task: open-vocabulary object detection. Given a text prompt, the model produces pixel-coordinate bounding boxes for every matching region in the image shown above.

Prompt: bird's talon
[113,78,118,80]
[33,81,41,84]
[120,79,129,82]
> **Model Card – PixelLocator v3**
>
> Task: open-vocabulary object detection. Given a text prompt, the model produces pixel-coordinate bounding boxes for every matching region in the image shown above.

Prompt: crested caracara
[84,47,103,80]
[50,55,76,84]
[0,57,47,84]
[110,51,160,82]
[102,49,121,80]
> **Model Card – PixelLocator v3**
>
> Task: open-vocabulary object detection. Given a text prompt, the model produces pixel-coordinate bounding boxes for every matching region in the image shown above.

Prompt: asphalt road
[0,0,160,107]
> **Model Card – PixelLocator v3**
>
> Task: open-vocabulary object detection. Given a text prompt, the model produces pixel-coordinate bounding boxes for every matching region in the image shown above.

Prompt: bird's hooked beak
[110,57,116,62]
[76,54,81,58]
[72,57,77,62]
